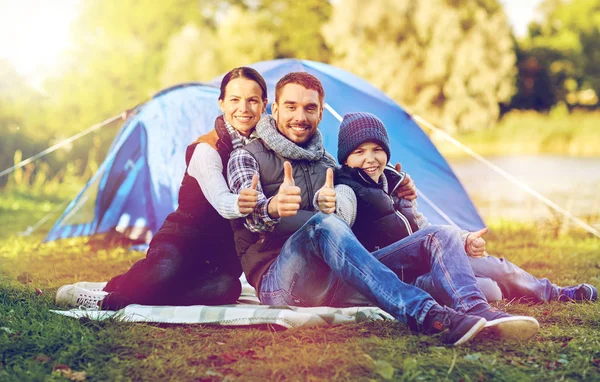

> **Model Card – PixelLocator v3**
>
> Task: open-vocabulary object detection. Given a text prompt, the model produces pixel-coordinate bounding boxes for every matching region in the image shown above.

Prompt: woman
[56,67,268,310]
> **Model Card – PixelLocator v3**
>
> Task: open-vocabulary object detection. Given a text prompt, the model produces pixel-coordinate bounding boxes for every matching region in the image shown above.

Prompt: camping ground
[1,189,599,381]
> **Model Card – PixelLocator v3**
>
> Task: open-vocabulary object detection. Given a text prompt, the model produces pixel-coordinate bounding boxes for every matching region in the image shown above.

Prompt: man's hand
[317,168,336,214]
[238,173,259,215]
[465,227,488,257]
[268,161,302,218]
[394,163,417,201]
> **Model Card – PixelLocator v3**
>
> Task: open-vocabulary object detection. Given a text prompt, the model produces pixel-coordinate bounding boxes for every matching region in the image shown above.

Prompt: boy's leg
[415,274,503,303]
[371,225,489,313]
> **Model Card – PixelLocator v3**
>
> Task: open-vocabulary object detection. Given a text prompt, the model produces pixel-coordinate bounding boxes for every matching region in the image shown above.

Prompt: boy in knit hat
[328,112,597,306]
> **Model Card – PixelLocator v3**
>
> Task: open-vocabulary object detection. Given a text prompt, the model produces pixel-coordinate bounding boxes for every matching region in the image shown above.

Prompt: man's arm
[227,148,280,232]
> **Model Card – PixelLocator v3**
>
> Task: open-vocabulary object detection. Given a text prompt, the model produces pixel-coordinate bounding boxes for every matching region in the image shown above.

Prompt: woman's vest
[153,116,241,276]
[335,165,419,252]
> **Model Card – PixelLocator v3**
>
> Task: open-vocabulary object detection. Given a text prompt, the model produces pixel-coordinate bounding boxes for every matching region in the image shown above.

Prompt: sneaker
[470,306,539,341]
[73,281,108,292]
[423,306,487,346]
[558,284,598,302]
[56,284,108,309]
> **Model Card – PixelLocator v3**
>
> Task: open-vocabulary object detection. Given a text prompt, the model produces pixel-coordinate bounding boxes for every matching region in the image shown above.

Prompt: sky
[499,0,545,37]
[0,0,544,80]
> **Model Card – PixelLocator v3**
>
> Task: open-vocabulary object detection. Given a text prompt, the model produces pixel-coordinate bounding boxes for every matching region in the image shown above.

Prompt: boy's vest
[335,165,419,252]
[231,138,329,290]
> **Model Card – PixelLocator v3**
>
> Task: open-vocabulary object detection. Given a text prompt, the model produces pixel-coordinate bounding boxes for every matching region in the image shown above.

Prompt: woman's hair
[219,67,268,101]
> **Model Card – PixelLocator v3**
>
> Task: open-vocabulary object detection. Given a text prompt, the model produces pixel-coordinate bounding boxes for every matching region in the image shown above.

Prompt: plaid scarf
[256,115,337,167]
[223,116,260,150]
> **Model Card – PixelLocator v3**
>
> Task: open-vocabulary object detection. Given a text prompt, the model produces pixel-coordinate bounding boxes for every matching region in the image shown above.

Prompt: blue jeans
[415,252,562,304]
[259,213,489,327]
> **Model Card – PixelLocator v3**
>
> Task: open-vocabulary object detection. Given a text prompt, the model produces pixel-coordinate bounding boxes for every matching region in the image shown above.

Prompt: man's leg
[415,274,503,303]
[258,213,491,347]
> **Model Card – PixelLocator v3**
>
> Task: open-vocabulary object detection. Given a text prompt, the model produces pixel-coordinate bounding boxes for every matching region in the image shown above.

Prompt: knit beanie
[337,112,391,164]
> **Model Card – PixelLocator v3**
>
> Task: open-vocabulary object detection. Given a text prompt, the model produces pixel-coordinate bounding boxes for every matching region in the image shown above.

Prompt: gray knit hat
[337,112,391,164]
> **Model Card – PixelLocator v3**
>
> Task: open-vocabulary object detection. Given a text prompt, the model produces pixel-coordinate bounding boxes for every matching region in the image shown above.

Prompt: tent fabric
[45,59,484,243]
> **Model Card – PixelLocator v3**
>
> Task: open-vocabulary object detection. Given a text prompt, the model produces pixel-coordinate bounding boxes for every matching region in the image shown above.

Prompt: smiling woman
[0,0,79,80]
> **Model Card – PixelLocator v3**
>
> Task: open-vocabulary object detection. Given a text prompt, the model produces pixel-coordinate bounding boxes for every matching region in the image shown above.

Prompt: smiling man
[227,72,540,346]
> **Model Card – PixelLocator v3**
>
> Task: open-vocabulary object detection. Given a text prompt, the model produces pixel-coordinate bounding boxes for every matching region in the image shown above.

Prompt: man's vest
[154,116,241,277]
[231,138,330,290]
[335,165,419,252]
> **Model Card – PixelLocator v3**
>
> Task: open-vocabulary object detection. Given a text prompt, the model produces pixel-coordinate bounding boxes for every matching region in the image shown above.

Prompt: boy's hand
[268,161,301,218]
[394,163,417,201]
[465,228,488,257]
[238,173,259,214]
[317,168,336,214]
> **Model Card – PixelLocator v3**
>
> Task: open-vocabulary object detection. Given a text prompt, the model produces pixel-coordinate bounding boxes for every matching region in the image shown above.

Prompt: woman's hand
[238,173,259,215]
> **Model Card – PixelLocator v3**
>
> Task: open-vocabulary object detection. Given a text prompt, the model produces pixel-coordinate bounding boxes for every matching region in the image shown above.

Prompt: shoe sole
[484,316,539,341]
[452,318,487,346]
[582,284,598,302]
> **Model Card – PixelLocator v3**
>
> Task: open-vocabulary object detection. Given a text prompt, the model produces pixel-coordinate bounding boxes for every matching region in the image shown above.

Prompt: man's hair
[275,72,325,105]
[219,67,268,101]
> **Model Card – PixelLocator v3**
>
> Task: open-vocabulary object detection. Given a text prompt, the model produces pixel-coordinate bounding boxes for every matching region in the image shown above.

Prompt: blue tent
[45,59,484,243]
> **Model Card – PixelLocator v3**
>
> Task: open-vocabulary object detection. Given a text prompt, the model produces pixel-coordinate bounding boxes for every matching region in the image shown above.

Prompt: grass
[1,190,600,381]
[433,110,600,159]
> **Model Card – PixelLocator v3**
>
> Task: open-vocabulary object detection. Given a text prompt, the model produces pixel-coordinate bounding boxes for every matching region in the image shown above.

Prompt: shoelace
[76,293,102,310]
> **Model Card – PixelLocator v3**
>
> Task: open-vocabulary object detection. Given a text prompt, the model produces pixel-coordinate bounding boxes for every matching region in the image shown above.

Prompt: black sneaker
[558,284,598,302]
[423,306,487,346]
[469,306,539,341]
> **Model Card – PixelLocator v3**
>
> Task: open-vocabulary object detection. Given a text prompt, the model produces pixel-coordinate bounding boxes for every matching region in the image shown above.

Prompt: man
[227,72,539,346]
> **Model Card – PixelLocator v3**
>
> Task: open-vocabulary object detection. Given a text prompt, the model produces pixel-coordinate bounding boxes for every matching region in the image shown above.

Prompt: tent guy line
[0,113,126,179]
[411,114,600,239]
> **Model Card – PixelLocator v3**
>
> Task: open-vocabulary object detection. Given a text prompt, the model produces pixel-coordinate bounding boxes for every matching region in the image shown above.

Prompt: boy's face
[345,141,388,182]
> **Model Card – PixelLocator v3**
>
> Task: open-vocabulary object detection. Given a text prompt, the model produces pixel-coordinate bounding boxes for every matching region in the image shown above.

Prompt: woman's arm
[187,143,245,219]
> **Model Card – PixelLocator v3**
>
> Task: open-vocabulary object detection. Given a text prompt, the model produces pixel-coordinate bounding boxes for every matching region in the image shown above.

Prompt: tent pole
[412,114,600,240]
[0,112,127,179]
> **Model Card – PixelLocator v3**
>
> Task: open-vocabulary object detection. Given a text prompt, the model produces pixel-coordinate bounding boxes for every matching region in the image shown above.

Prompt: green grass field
[433,110,600,159]
[1,190,599,381]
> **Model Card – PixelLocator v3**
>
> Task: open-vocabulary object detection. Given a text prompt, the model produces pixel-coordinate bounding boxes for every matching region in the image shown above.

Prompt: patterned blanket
[51,277,394,329]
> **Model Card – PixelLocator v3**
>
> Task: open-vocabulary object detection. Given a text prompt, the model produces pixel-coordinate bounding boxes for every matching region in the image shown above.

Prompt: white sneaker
[72,281,108,292]
[56,285,108,309]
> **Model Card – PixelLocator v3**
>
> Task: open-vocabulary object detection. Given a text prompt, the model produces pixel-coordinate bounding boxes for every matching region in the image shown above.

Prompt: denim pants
[259,213,489,327]
[103,239,241,310]
[415,251,562,304]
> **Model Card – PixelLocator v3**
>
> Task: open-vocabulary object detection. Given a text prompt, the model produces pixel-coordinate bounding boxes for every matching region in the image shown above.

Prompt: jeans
[103,240,241,310]
[258,213,489,328]
[415,253,562,304]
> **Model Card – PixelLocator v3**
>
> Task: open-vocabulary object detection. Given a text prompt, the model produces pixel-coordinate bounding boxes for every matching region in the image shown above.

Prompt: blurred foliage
[512,0,600,111]
[1,0,600,192]
[323,0,516,133]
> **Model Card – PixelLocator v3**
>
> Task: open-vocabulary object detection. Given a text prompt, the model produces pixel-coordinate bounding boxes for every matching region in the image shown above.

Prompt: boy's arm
[333,184,358,227]
[227,148,280,232]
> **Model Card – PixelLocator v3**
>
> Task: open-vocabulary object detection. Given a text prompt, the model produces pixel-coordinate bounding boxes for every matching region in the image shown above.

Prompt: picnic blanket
[51,276,394,329]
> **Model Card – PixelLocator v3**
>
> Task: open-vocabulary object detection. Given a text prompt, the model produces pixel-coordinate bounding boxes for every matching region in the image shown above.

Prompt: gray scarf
[256,115,337,167]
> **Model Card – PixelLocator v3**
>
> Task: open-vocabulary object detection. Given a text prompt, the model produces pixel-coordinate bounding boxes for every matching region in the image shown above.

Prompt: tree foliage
[323,0,516,132]
[514,0,600,109]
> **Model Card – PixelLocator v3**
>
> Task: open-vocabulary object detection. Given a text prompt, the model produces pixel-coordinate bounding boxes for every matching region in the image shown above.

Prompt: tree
[519,0,600,108]
[323,0,516,132]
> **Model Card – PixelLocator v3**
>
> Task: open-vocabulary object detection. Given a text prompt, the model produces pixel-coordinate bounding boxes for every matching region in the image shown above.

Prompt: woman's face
[219,78,267,136]
[344,141,388,182]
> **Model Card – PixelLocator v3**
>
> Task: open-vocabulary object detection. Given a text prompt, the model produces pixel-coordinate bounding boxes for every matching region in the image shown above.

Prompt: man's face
[272,83,323,145]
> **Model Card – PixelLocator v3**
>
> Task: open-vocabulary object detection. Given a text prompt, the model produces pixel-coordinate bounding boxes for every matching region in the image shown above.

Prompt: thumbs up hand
[238,173,259,215]
[268,161,302,218]
[465,227,488,257]
[317,168,336,214]
[394,162,417,201]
